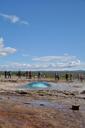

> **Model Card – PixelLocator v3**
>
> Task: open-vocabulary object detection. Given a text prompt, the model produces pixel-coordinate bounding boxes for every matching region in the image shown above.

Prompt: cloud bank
[0,37,16,56]
[0,54,85,71]
[0,13,29,25]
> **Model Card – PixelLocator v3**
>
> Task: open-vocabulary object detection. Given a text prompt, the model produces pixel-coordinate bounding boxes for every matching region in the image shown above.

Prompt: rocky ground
[0,79,85,128]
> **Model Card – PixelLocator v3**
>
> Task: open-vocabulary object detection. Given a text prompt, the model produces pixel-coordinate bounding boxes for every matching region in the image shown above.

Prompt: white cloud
[0,62,84,71]
[0,37,16,56]
[32,54,78,62]
[0,37,4,48]
[0,13,29,25]
[20,21,29,25]
[32,55,80,66]
[31,55,83,70]
[0,54,85,71]
[22,54,30,57]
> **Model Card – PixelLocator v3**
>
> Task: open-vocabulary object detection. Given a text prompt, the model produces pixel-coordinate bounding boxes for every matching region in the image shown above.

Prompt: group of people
[3,71,84,82]
[16,71,42,79]
[25,71,32,79]
[4,71,11,79]
[65,73,72,81]
[4,71,42,79]
[17,71,32,79]
[55,72,73,81]
[4,71,70,81]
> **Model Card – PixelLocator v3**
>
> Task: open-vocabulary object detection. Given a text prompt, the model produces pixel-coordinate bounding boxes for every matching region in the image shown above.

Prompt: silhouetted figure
[55,72,59,81]
[65,73,69,81]
[17,71,21,78]
[4,71,7,79]
[80,74,84,82]
[8,71,11,79]
[25,71,29,79]
[29,71,32,79]
[38,72,41,79]
[43,73,46,79]
[70,74,72,81]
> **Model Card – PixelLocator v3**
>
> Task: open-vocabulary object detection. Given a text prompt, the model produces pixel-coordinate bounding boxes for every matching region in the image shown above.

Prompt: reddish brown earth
[0,90,85,128]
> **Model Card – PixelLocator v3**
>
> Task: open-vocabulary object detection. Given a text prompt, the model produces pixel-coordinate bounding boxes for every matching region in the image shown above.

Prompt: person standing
[38,72,41,79]
[55,72,59,81]
[4,71,7,79]
[8,71,11,79]
[29,71,32,79]
[65,73,69,81]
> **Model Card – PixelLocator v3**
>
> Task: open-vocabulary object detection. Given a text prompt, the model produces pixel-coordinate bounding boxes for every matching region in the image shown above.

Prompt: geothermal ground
[0,79,85,128]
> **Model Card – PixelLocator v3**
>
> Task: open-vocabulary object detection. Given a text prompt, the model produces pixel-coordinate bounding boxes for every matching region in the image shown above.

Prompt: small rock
[40,104,44,106]
[80,90,85,94]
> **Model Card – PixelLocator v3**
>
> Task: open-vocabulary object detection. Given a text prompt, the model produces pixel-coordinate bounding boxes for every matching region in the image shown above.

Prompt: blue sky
[0,0,85,71]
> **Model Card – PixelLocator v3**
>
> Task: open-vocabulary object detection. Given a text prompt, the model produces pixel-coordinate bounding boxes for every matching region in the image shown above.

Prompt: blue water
[24,81,51,89]
[19,81,83,93]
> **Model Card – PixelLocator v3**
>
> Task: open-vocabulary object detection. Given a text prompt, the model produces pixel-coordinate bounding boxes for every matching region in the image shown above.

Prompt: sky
[0,0,85,71]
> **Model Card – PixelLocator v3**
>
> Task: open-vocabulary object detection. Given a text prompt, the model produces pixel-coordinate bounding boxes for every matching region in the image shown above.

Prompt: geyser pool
[23,81,51,89]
